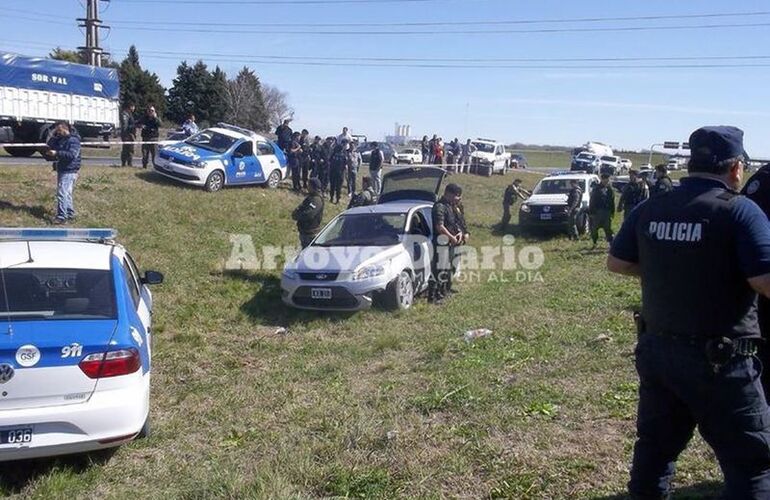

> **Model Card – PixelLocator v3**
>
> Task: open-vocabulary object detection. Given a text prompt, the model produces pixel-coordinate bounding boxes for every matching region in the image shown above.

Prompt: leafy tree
[118,45,166,117]
[49,47,85,64]
[225,67,268,132]
[166,60,228,127]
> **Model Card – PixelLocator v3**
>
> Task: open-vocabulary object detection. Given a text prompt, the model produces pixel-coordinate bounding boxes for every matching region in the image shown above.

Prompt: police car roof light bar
[0,228,118,242]
[214,123,256,138]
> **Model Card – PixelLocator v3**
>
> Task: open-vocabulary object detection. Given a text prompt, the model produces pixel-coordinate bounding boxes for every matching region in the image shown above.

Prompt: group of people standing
[420,135,478,172]
[275,121,383,206]
[118,103,171,169]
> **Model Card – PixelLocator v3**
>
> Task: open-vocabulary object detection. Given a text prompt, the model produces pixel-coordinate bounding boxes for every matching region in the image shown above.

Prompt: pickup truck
[470,138,511,176]
[0,52,119,157]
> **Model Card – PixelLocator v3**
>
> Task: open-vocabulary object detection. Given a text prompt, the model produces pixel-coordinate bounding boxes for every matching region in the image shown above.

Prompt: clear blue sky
[4,0,770,156]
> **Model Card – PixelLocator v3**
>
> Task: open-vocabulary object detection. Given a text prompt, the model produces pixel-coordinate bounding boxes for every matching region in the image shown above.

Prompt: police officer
[119,103,136,167]
[428,183,463,304]
[291,178,325,249]
[501,179,531,230]
[319,137,335,195]
[588,173,615,247]
[298,129,310,190]
[742,162,770,395]
[608,126,770,499]
[275,119,293,155]
[328,140,348,204]
[566,179,583,240]
[651,164,674,197]
[288,132,302,192]
[369,141,384,195]
[140,106,161,169]
[618,169,650,220]
[308,135,325,184]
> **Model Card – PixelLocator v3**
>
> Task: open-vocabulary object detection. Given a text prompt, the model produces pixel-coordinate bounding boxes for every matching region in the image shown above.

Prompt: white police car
[0,228,163,461]
[519,172,599,234]
[281,167,446,311]
[154,123,287,192]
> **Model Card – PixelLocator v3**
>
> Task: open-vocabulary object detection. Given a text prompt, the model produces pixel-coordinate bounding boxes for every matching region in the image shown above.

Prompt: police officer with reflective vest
[609,126,770,499]
[589,173,615,247]
[619,169,650,220]
[292,178,325,249]
[429,183,463,305]
[566,179,583,240]
[651,164,674,197]
[742,162,770,395]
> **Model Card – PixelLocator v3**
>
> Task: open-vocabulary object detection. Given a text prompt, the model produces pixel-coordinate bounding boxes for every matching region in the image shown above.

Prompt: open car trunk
[378,167,446,204]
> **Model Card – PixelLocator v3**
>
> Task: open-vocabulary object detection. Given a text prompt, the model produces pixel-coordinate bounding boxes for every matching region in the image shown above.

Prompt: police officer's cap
[309,178,322,191]
[689,126,748,166]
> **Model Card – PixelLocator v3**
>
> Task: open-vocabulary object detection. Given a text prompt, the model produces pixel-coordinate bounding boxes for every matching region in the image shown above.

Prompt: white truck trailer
[0,52,120,157]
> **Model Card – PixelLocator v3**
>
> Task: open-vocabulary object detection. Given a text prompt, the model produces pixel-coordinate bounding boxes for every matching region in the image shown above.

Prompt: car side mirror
[141,271,164,285]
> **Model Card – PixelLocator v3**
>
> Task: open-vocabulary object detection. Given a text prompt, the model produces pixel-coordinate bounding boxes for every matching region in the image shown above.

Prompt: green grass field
[0,166,720,499]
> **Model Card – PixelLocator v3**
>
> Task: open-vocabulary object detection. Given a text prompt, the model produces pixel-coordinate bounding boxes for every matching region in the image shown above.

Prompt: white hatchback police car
[0,228,163,461]
[154,123,287,192]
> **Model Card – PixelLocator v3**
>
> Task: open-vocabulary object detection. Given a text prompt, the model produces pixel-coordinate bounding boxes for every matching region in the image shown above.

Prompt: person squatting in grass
[609,125,770,499]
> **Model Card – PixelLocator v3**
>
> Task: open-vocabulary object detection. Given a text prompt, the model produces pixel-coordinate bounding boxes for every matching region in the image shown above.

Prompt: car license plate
[0,428,32,445]
[311,288,332,299]
[540,213,552,221]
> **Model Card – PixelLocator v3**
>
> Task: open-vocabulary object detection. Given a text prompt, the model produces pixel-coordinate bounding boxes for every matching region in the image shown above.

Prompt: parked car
[470,138,511,176]
[358,142,398,165]
[570,152,601,174]
[281,167,446,311]
[0,228,163,461]
[395,148,423,165]
[154,123,287,192]
[667,158,685,171]
[599,155,621,176]
[511,154,528,169]
[619,158,632,172]
[519,172,599,235]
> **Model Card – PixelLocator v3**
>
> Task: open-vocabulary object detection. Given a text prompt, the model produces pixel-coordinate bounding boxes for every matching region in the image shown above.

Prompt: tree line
[49,46,293,133]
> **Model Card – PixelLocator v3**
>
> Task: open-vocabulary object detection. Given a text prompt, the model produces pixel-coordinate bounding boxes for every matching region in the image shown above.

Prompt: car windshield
[313,213,407,247]
[533,179,578,195]
[472,142,495,153]
[601,156,618,162]
[185,131,238,153]
[576,153,596,160]
[0,268,116,320]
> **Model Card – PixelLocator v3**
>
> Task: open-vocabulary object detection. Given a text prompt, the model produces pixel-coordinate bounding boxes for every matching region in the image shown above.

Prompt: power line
[118,0,450,3]
[104,10,770,28]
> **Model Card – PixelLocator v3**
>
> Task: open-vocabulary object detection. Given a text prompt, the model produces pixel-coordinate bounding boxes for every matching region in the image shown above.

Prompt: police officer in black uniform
[566,179,583,240]
[651,164,674,197]
[501,179,530,230]
[588,173,615,247]
[299,129,310,190]
[618,169,650,220]
[428,183,463,304]
[288,132,302,192]
[609,126,770,499]
[291,178,325,249]
[742,161,770,395]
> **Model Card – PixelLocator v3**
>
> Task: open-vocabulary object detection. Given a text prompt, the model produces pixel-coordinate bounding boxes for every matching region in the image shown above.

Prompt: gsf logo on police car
[15,345,41,368]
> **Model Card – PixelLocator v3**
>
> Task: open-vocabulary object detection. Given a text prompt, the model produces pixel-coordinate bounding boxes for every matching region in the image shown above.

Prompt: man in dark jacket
[44,122,81,224]
[120,103,136,167]
[299,129,310,190]
[618,169,650,220]
[429,183,463,304]
[589,173,615,247]
[140,106,161,169]
[651,164,674,197]
[369,142,384,195]
[288,132,303,192]
[275,119,293,154]
[292,178,325,248]
[566,179,583,240]
[501,179,531,229]
[328,141,348,204]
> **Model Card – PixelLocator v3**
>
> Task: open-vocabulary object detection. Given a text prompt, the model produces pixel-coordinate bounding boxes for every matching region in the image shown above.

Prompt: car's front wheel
[266,169,281,189]
[385,270,414,310]
[204,170,225,192]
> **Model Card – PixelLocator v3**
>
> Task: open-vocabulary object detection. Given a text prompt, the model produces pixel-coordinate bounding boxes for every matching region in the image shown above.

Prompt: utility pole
[78,0,110,67]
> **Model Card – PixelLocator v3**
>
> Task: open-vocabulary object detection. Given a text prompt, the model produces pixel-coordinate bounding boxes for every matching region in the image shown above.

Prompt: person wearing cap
[618,169,650,221]
[566,178,583,240]
[608,125,770,499]
[501,178,531,230]
[140,105,161,169]
[651,164,674,197]
[588,173,615,247]
[428,183,463,304]
[292,178,325,249]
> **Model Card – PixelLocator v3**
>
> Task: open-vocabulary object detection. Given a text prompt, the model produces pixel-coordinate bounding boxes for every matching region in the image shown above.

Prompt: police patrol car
[154,123,287,192]
[519,172,599,234]
[0,228,163,461]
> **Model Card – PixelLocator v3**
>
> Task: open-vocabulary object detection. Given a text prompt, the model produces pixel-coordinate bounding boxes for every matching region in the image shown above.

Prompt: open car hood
[378,166,446,204]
